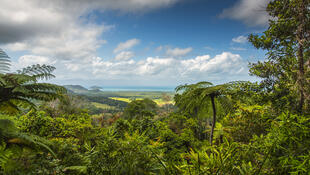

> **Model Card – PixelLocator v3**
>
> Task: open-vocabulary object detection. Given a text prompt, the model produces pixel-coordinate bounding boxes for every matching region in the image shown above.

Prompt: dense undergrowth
[1,0,310,174]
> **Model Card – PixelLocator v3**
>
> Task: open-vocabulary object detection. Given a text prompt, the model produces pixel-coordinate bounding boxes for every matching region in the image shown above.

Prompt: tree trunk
[297,40,305,113]
[209,95,216,145]
[297,0,306,113]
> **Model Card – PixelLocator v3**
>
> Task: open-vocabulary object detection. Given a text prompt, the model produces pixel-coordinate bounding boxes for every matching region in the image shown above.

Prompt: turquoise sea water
[98,86,175,92]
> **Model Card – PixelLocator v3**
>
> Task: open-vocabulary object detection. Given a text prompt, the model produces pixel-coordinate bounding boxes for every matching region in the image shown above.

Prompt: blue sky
[0,0,270,87]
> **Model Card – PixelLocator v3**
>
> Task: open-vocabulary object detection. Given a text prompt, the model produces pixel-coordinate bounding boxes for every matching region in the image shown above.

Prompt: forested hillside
[0,0,309,174]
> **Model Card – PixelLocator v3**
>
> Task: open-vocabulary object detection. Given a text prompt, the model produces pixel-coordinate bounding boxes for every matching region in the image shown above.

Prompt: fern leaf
[17,64,56,80]
[0,49,10,73]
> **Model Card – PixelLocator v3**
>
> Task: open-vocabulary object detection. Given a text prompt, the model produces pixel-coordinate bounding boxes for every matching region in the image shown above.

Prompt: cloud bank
[232,35,248,44]
[166,47,193,57]
[2,0,252,86]
[114,39,140,53]
[14,52,248,86]
[220,0,270,27]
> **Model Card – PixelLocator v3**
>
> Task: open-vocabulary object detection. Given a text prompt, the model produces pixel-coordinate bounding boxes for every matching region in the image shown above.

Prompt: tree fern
[0,48,66,114]
[175,81,238,145]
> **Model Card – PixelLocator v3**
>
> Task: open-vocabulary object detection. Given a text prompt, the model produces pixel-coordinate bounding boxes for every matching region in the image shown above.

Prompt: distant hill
[63,85,128,109]
[64,85,88,93]
[90,86,102,90]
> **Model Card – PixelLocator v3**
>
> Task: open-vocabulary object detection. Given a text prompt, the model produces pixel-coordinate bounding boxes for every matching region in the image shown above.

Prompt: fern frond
[14,133,56,156]
[0,50,65,114]
[0,101,20,114]
[64,166,88,174]
[17,64,56,80]
[21,83,66,93]
[217,96,234,114]
[0,119,55,156]
[175,82,213,93]
[0,142,14,168]
[0,75,6,86]
[0,49,10,74]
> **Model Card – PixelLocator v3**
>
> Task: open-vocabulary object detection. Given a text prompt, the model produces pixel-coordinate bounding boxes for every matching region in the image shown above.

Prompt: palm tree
[175,82,233,145]
[0,49,66,114]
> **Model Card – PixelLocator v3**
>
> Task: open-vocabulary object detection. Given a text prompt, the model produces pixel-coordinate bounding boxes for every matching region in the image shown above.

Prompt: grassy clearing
[153,99,174,106]
[92,102,115,109]
[110,97,173,106]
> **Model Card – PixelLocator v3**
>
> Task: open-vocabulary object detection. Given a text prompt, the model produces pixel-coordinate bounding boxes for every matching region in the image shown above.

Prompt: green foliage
[88,131,163,175]
[175,81,235,144]
[222,104,273,143]
[0,49,66,114]
[40,94,96,117]
[19,111,94,143]
[123,98,158,120]
[175,139,243,174]
[0,117,58,174]
[248,112,310,174]
[81,94,128,109]
[249,0,310,113]
[0,143,13,173]
[1,2,310,174]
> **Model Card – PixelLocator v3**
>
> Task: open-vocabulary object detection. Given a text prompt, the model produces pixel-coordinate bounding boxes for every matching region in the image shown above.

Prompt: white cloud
[115,51,135,61]
[15,55,57,69]
[0,0,110,63]
[156,45,164,52]
[204,46,214,51]
[232,35,248,44]
[166,47,193,57]
[231,47,246,51]
[180,52,246,77]
[1,0,252,86]
[4,43,28,51]
[137,57,175,75]
[0,0,179,64]
[114,39,140,53]
[12,52,249,85]
[220,0,270,27]
[90,52,247,82]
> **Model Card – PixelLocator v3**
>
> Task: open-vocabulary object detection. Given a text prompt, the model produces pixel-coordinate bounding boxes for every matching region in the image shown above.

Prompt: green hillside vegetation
[0,1,310,174]
[64,85,89,93]
[110,97,173,106]
[91,102,115,110]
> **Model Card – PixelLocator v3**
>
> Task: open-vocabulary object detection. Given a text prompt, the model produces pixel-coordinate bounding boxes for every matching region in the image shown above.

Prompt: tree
[175,82,233,145]
[161,93,171,102]
[249,0,310,113]
[0,49,66,114]
[123,98,158,120]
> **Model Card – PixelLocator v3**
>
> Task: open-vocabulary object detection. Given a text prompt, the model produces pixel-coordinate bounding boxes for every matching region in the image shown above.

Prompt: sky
[0,0,270,87]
